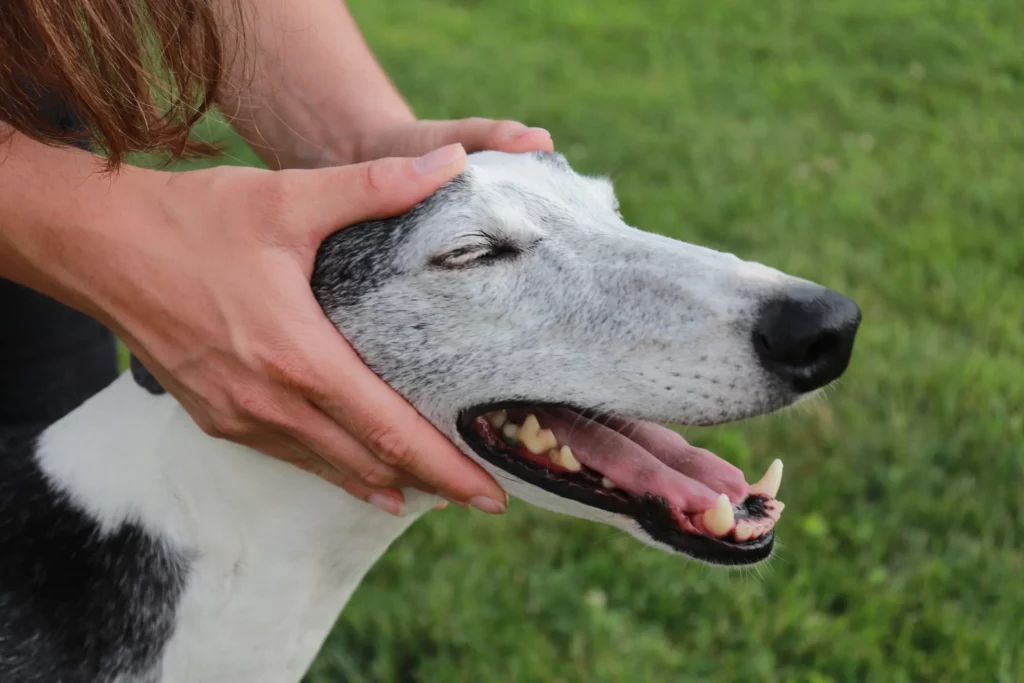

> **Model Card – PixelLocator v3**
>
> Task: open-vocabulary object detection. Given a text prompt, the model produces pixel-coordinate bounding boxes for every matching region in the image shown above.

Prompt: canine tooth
[734,520,753,543]
[487,410,508,429]
[501,422,519,444]
[601,477,616,489]
[703,494,735,537]
[749,459,783,498]
[551,445,582,472]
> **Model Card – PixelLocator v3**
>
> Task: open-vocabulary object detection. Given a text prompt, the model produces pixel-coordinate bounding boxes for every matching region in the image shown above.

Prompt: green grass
[167,1,1024,680]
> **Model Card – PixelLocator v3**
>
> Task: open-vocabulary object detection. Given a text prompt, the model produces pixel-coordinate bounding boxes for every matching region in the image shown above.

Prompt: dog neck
[35,372,437,683]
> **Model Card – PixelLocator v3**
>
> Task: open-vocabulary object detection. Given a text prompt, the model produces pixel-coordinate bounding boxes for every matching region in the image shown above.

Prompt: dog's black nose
[753,286,861,393]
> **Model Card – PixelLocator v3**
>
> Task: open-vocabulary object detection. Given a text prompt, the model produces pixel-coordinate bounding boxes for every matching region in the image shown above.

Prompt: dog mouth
[457,403,785,566]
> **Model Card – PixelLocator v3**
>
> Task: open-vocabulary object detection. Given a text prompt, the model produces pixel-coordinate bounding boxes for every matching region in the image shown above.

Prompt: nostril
[754,287,861,393]
[805,331,840,367]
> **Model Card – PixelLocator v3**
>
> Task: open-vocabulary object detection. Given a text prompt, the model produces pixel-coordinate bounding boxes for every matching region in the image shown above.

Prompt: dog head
[313,151,860,566]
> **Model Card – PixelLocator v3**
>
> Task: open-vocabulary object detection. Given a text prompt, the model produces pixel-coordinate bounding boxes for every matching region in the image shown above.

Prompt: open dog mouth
[457,403,785,566]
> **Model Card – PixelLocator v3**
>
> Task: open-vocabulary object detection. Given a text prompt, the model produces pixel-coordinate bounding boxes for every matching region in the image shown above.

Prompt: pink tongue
[529,409,749,513]
[600,416,750,504]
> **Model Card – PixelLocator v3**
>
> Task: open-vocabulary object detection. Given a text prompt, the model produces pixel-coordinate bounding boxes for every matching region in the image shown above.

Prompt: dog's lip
[456,401,779,565]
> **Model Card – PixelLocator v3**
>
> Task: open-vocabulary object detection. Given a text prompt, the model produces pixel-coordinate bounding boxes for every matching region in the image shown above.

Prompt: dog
[0,151,860,683]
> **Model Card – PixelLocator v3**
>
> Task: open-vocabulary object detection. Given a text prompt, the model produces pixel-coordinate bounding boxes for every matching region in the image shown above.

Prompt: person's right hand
[91,143,507,516]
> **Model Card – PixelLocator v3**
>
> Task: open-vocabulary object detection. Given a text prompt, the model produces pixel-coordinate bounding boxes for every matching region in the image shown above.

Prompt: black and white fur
[0,151,854,682]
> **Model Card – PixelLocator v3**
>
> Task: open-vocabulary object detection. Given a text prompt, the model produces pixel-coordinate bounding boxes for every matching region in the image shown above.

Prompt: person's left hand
[342,118,554,164]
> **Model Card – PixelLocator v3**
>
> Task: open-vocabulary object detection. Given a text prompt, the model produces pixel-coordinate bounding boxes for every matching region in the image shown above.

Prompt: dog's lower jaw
[32,373,438,683]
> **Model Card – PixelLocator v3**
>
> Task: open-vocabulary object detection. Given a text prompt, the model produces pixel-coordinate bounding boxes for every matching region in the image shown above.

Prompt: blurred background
[168,0,1023,680]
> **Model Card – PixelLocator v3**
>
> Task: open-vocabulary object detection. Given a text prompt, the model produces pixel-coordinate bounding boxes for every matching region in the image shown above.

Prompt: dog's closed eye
[430,240,530,269]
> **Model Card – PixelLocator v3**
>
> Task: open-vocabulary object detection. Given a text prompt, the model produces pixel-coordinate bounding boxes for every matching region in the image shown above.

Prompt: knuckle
[487,119,525,144]
[255,348,316,392]
[195,417,224,439]
[228,385,287,429]
[354,461,397,489]
[361,159,390,196]
[204,413,251,441]
[365,424,417,469]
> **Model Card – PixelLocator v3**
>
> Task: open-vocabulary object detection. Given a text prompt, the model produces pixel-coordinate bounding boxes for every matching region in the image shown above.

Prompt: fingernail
[369,492,405,517]
[470,496,506,515]
[433,501,450,511]
[413,143,465,174]
[514,126,550,141]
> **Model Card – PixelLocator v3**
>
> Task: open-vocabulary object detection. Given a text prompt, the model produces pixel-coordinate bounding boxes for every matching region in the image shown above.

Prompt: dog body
[4,375,432,683]
[0,151,860,682]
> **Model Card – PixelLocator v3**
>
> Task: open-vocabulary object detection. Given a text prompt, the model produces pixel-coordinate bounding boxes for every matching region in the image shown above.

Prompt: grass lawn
[168,1,1024,680]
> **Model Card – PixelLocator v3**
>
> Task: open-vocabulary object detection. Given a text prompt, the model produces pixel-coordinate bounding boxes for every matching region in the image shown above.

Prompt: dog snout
[753,286,861,393]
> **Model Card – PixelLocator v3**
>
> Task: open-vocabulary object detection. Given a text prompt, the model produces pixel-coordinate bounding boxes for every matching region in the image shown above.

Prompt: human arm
[214,0,553,170]
[0,130,507,514]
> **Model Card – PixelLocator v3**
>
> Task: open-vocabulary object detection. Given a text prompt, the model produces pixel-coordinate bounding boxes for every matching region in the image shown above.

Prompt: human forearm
[0,129,167,324]
[215,0,415,170]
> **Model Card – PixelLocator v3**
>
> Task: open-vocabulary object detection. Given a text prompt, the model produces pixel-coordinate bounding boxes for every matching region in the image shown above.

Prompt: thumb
[300,143,467,241]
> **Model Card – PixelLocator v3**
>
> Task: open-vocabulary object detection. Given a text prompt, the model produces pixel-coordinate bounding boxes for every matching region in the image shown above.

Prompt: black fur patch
[312,175,470,310]
[530,150,571,170]
[0,436,190,682]
[134,176,472,393]
[130,356,166,396]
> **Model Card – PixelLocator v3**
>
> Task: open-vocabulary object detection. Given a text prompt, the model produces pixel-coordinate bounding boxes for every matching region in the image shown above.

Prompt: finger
[305,325,508,513]
[340,478,408,517]
[411,118,554,155]
[286,397,425,491]
[249,432,410,516]
[240,431,355,486]
[295,144,467,242]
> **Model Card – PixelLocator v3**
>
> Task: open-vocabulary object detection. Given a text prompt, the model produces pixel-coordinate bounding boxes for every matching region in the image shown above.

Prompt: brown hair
[0,0,235,167]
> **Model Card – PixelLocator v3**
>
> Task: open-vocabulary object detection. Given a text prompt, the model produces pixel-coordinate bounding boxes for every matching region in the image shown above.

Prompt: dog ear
[130,355,166,396]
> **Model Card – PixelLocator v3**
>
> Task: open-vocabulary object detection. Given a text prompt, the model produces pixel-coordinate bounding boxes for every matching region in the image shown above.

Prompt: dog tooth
[519,433,542,454]
[601,477,617,490]
[517,415,557,455]
[734,520,754,543]
[487,410,508,429]
[519,414,541,441]
[702,494,735,537]
[501,422,519,444]
[749,459,783,498]
[521,427,556,455]
[551,445,582,472]
[536,428,558,453]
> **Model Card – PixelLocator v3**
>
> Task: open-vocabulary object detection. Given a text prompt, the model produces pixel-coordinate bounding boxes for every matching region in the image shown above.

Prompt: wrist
[223,102,416,170]
[309,114,416,169]
[0,131,172,323]
[214,0,417,170]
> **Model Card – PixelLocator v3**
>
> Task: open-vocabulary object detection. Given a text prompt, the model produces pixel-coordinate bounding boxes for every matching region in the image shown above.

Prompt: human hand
[337,118,554,165]
[100,144,507,516]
